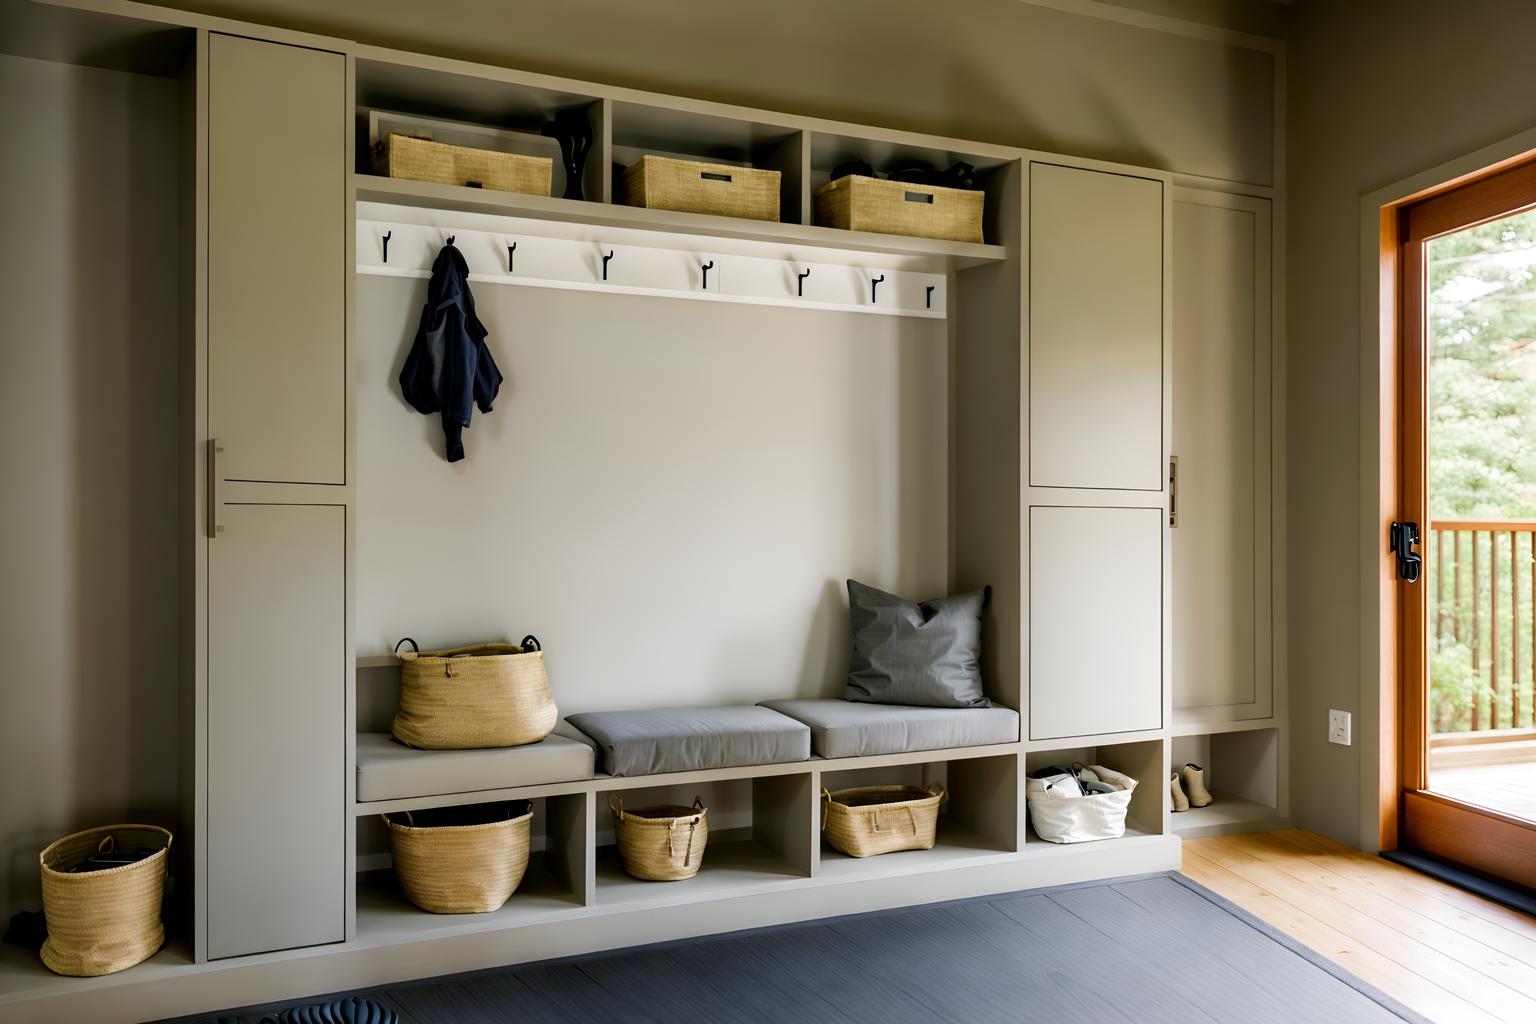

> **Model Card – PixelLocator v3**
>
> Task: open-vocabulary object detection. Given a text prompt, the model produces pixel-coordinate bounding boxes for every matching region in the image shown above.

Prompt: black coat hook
[871,274,886,304]
[445,235,455,246]
[507,241,517,273]
[602,250,614,281]
[797,268,811,297]
[926,285,936,309]
[382,230,392,264]
[701,260,715,290]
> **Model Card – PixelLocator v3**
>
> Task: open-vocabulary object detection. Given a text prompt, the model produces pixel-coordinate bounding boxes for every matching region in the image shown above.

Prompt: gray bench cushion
[356,730,595,802]
[759,699,1019,759]
[565,706,811,778]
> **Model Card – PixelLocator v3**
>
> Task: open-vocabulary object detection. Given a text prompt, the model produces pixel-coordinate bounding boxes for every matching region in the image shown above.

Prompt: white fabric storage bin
[1026,765,1137,843]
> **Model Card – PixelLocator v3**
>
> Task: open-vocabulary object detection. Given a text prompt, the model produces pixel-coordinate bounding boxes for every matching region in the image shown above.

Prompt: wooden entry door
[1397,159,1536,891]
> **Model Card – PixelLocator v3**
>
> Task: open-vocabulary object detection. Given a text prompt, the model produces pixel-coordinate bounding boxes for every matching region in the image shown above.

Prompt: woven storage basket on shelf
[373,132,552,196]
[391,636,557,749]
[622,155,781,222]
[609,795,708,881]
[822,784,946,858]
[384,801,532,914]
[814,175,984,243]
[39,824,172,976]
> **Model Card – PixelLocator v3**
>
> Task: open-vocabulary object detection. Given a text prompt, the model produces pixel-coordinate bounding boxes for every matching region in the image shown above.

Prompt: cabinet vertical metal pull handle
[207,438,227,539]
[1168,455,1178,528]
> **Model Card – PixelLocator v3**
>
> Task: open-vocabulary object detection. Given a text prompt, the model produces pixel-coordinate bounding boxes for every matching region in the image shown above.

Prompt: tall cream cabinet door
[209,34,346,485]
[208,503,345,959]
[1171,190,1273,723]
[1029,506,1164,739]
[1029,162,1164,491]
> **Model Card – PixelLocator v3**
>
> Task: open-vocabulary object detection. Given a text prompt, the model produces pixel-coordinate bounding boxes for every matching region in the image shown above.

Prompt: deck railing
[1430,518,1536,733]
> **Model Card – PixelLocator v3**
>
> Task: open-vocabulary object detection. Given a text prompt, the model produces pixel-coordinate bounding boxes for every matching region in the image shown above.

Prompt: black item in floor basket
[66,846,159,872]
[384,801,530,829]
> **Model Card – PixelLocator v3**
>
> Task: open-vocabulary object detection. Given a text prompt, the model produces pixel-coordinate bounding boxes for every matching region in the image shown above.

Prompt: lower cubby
[1024,739,1165,844]
[354,792,589,941]
[594,775,814,906]
[1170,727,1283,838]
[816,754,1019,878]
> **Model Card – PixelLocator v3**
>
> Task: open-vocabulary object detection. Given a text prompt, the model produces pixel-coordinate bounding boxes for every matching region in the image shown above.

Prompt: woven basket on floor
[373,132,552,196]
[39,824,171,976]
[609,795,708,881]
[622,155,781,222]
[384,801,532,914]
[392,636,557,749]
[822,784,946,858]
[814,175,984,243]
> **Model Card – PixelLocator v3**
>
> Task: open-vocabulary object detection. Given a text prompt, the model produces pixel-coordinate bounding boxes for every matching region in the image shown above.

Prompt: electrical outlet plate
[1328,709,1352,746]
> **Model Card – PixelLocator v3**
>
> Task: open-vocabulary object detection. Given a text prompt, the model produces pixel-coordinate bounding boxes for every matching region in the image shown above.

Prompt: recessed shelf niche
[610,101,804,223]
[1024,740,1165,843]
[355,56,607,203]
[817,753,1019,879]
[594,775,813,907]
[354,791,589,943]
[1169,728,1283,838]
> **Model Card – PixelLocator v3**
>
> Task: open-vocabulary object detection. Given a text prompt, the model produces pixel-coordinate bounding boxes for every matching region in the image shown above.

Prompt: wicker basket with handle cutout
[821,783,946,858]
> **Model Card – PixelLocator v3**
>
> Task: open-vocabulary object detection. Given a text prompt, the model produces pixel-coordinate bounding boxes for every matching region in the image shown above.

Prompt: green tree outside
[1427,209,1536,732]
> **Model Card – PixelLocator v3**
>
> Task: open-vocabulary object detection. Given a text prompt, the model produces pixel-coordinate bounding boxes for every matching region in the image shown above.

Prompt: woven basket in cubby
[609,795,708,881]
[821,784,946,858]
[384,801,532,914]
[373,132,552,196]
[814,175,984,243]
[622,155,781,222]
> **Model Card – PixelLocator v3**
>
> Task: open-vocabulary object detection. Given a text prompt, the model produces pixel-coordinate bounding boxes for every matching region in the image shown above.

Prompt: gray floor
[183,872,1430,1024]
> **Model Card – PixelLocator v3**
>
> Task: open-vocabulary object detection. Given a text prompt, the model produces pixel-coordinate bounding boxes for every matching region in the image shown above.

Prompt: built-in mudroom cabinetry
[1025,163,1169,742]
[201,32,353,960]
[208,33,348,486]
[1168,186,1286,838]
[207,505,345,958]
[1,1,1284,1019]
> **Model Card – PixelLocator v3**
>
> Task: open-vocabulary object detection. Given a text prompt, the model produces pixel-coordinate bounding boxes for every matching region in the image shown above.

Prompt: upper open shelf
[354,174,1007,272]
[353,52,1013,268]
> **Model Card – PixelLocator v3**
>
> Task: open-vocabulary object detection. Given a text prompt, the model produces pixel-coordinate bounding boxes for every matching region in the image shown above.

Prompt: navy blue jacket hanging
[399,242,502,462]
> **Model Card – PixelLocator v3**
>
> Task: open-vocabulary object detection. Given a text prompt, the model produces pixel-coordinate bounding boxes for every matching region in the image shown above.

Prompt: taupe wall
[1287,0,1536,844]
[0,54,181,918]
[160,0,1278,185]
[356,281,949,713]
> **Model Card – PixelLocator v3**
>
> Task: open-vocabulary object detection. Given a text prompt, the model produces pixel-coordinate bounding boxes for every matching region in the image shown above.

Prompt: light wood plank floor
[1183,829,1536,1024]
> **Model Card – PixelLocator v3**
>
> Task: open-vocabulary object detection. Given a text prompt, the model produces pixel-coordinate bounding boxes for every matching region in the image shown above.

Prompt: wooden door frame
[1361,129,1536,858]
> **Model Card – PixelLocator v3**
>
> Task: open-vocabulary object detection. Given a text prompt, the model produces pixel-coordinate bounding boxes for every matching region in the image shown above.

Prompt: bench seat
[356,729,596,803]
[566,706,811,778]
[758,699,1020,759]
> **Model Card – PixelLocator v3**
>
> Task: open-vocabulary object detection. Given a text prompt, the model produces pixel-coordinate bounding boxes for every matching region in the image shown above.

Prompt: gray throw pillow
[845,580,991,708]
